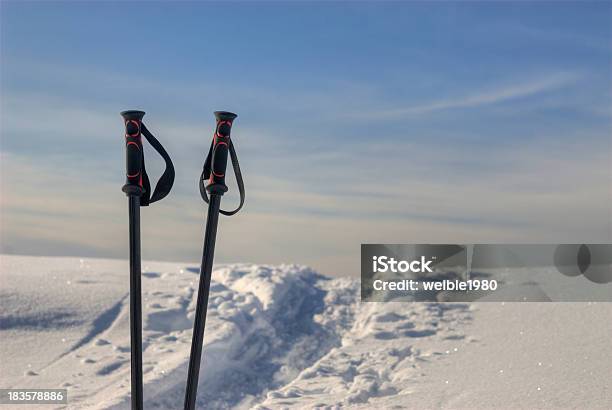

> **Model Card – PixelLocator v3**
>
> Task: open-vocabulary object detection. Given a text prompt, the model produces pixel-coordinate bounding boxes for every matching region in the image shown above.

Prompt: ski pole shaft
[121,110,146,410]
[184,111,237,410]
[128,196,143,410]
[184,194,221,410]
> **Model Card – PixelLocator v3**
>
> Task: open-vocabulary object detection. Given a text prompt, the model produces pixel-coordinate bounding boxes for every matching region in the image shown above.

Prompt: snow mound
[0,257,360,409]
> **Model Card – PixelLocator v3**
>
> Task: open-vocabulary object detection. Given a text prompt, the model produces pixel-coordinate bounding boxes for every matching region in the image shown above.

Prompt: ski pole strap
[121,110,175,206]
[140,123,175,206]
[199,111,245,216]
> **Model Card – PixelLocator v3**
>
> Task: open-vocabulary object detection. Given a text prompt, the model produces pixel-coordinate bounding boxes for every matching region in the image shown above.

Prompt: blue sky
[1,1,611,276]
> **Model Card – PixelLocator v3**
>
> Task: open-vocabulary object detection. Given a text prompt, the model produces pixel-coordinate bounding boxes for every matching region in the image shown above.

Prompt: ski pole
[184,111,245,410]
[121,110,175,410]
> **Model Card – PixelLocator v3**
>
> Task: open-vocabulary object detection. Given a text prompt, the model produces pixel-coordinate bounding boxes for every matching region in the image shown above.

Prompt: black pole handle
[121,110,146,197]
[206,111,237,194]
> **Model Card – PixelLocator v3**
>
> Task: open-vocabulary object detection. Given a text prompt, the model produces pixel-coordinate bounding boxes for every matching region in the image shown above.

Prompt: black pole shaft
[184,194,222,410]
[128,195,144,410]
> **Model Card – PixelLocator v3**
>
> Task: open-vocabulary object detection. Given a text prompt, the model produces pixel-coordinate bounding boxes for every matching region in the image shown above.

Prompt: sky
[1,1,611,277]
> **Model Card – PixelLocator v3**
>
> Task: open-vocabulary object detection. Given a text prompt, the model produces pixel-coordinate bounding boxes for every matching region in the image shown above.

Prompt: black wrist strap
[140,123,175,206]
[199,140,245,216]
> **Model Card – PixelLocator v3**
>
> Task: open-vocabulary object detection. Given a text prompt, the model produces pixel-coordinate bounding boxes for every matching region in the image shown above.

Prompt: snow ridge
[127,264,359,410]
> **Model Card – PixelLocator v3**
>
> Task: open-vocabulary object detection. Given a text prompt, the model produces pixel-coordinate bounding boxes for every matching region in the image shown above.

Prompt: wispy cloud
[358,72,580,119]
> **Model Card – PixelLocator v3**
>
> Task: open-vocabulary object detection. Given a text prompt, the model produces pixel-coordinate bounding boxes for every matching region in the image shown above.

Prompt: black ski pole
[121,110,175,410]
[121,110,145,410]
[184,111,245,410]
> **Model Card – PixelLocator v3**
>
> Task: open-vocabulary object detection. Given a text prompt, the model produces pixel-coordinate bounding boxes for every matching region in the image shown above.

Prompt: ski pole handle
[207,111,237,194]
[121,110,146,196]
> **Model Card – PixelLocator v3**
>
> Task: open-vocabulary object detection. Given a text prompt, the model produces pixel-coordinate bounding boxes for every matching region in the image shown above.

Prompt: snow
[1,255,611,409]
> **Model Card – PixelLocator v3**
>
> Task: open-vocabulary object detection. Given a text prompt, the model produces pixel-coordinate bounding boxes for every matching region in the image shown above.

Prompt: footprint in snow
[374,331,397,340]
[373,312,407,323]
[403,329,437,338]
[96,361,124,376]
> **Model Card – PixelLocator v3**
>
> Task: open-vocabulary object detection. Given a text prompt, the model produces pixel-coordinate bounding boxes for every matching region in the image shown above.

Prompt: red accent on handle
[125,122,143,187]
[125,120,141,137]
[207,114,235,188]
